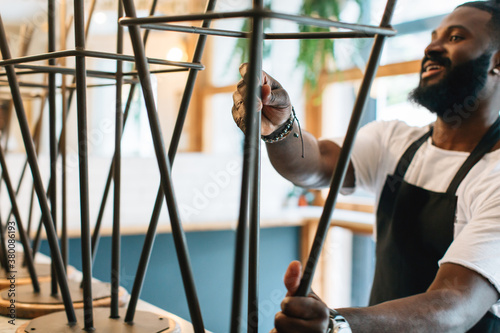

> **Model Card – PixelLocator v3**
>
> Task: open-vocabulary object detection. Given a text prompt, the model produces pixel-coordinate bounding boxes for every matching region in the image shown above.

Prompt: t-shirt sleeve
[439,176,500,299]
[331,121,389,193]
[330,120,430,196]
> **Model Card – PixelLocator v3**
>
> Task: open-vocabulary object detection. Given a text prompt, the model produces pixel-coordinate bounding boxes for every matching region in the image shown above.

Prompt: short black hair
[456,1,500,49]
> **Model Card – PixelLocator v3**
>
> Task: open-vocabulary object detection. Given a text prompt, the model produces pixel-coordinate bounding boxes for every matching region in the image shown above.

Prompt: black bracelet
[261,107,305,158]
[261,108,296,143]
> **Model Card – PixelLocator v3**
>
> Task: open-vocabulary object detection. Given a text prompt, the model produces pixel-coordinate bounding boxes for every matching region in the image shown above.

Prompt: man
[232,1,500,332]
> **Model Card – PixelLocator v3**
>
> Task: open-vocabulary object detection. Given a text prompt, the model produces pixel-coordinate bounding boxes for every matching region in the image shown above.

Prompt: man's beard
[409,52,491,118]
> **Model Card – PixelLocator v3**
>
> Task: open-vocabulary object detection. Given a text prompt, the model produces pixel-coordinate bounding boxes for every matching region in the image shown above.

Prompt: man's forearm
[340,289,482,333]
[265,123,341,189]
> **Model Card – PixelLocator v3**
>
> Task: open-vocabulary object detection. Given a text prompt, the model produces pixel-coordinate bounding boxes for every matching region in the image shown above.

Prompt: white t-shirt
[333,120,500,315]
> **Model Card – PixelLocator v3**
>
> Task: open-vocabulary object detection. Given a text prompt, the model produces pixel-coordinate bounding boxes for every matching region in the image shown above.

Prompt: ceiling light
[166,47,185,62]
[94,12,107,25]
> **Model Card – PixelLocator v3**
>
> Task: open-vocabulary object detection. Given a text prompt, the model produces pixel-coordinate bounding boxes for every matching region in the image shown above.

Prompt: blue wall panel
[40,226,300,332]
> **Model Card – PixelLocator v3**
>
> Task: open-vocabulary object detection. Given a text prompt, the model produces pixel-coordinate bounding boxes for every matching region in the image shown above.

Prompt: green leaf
[297,0,363,88]
[229,0,364,88]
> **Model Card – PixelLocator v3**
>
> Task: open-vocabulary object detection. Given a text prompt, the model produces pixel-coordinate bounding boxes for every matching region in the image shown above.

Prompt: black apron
[369,118,500,332]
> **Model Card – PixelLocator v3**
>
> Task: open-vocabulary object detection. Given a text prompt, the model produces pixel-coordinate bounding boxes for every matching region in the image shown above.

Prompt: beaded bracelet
[261,111,295,143]
[261,107,304,158]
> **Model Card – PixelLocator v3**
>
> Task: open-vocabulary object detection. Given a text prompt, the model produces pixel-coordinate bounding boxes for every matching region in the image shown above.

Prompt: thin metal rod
[61,87,68,269]
[121,0,204,330]
[37,7,103,268]
[0,210,9,270]
[5,107,45,227]
[119,10,396,36]
[125,0,217,323]
[0,93,44,100]
[19,97,46,268]
[0,171,4,210]
[80,50,204,69]
[31,217,44,263]
[247,1,263,330]
[141,0,159,45]
[122,68,188,75]
[0,144,40,292]
[141,23,248,37]
[60,0,69,270]
[265,11,397,35]
[0,22,35,153]
[21,52,75,267]
[248,148,261,333]
[25,185,36,247]
[84,0,98,39]
[0,14,77,324]
[4,157,29,225]
[17,25,35,56]
[0,81,50,89]
[48,0,59,296]
[119,10,254,25]
[140,23,378,40]
[124,185,162,322]
[14,64,124,80]
[0,49,202,69]
[62,0,96,130]
[28,103,48,266]
[69,82,139,88]
[68,0,119,270]
[1,22,40,265]
[230,0,263,330]
[265,31,378,39]
[89,84,135,268]
[0,50,78,67]
[0,70,51,76]
[25,98,46,268]
[110,0,124,319]
[0,25,34,154]
[74,0,94,328]
[26,185,36,236]
[296,0,398,297]
[11,77,139,88]
[12,64,185,78]
[90,0,159,278]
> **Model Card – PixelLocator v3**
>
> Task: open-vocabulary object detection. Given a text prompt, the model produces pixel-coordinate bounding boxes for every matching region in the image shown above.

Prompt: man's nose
[424,39,446,58]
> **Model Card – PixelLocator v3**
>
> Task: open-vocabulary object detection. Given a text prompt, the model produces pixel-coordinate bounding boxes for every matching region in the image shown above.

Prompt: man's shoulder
[361,120,431,149]
[363,119,430,133]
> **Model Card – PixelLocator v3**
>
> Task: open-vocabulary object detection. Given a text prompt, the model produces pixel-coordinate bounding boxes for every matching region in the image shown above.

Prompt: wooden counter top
[33,206,375,238]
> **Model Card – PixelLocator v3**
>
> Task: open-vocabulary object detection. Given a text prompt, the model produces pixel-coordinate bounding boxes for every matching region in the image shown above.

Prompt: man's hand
[232,63,292,136]
[272,261,330,333]
[231,64,348,190]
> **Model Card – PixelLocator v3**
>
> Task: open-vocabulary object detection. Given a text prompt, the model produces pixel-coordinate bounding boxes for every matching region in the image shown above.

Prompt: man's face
[409,6,495,117]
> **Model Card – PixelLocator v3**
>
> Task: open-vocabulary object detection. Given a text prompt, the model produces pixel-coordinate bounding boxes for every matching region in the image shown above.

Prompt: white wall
[1,150,294,235]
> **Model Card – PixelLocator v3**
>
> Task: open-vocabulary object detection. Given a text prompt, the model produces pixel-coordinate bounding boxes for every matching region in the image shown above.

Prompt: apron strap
[393,128,433,181]
[447,117,500,195]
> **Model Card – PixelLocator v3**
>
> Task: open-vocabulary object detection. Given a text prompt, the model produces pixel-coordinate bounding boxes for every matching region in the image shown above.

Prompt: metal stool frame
[0,0,397,331]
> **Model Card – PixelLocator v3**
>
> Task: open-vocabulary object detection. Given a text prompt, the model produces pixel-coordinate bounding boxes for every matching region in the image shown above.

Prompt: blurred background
[0,0,469,332]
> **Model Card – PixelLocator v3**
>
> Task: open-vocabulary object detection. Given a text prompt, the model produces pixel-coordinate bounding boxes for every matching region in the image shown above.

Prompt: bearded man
[232,1,500,332]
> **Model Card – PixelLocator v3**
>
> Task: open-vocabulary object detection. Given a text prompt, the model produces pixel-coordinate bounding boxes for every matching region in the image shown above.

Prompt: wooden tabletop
[0,299,198,333]
[0,254,202,333]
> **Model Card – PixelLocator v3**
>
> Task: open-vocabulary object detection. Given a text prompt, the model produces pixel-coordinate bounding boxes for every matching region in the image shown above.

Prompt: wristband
[261,107,305,158]
[261,108,296,143]
[328,309,352,333]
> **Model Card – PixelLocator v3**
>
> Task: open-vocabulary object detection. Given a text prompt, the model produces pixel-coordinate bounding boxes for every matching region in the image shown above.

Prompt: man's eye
[450,35,464,42]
